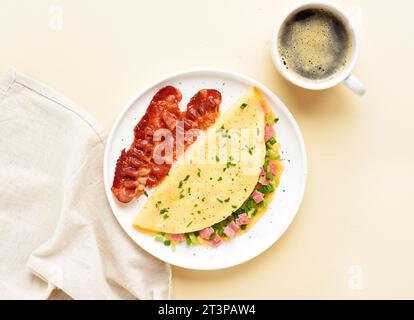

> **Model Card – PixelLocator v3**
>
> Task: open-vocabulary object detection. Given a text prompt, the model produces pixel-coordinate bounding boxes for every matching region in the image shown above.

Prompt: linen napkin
[0,69,171,299]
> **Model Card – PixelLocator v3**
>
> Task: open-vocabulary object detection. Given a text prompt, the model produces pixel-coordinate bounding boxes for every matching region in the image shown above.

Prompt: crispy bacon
[112,86,221,203]
[184,89,221,130]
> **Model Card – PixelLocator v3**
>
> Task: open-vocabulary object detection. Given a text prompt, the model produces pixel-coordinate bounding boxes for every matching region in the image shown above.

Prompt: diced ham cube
[265,125,275,142]
[252,190,264,204]
[228,221,240,232]
[259,176,270,186]
[208,234,222,246]
[270,162,278,176]
[199,227,214,240]
[236,213,250,226]
[223,226,237,238]
[169,233,185,241]
[260,168,266,177]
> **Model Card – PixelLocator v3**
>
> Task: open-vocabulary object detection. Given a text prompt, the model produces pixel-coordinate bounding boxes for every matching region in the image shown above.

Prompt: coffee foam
[279,9,352,81]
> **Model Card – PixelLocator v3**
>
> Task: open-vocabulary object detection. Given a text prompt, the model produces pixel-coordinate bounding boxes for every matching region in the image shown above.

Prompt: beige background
[1,0,414,299]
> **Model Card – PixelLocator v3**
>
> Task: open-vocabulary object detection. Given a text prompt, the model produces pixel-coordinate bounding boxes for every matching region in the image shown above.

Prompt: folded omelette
[133,87,266,234]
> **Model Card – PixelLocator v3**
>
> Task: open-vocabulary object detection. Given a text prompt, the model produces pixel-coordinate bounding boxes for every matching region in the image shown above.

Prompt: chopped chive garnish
[197,168,201,177]
[184,175,190,181]
[178,181,183,188]
[224,198,230,203]
[232,205,238,209]
[215,155,220,162]
[202,197,206,202]
[143,190,148,197]
[240,103,248,109]
[217,198,224,203]
[179,194,185,199]
[218,177,223,181]
[275,117,279,124]
[186,221,193,227]
[164,240,171,246]
[226,161,236,168]
[160,208,169,214]
[247,208,256,218]
[241,225,247,230]
[163,214,169,219]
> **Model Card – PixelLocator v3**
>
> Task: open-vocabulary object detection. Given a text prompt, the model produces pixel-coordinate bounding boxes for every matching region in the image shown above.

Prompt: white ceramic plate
[103,69,307,270]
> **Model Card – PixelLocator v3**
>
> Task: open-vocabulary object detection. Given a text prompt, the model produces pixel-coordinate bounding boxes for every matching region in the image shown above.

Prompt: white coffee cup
[271,0,365,96]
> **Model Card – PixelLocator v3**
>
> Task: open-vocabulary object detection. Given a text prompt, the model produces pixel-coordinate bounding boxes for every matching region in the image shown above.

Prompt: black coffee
[278,8,352,81]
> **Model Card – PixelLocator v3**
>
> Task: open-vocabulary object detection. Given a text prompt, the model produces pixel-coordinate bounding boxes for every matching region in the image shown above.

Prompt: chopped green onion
[268,137,277,145]
[164,240,171,246]
[247,197,256,208]
[266,171,274,180]
[266,114,274,125]
[154,234,164,242]
[247,208,256,218]
[258,184,274,194]
[266,150,279,160]
[188,233,197,245]
[241,225,247,230]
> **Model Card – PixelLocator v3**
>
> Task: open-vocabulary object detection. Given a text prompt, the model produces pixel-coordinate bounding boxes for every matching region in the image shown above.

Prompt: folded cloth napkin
[0,69,171,299]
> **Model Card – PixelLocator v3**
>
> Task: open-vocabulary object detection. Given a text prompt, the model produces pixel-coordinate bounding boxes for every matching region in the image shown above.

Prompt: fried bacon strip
[112,86,221,203]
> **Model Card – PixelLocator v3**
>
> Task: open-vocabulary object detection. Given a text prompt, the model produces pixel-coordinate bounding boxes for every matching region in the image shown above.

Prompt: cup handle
[344,75,366,96]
